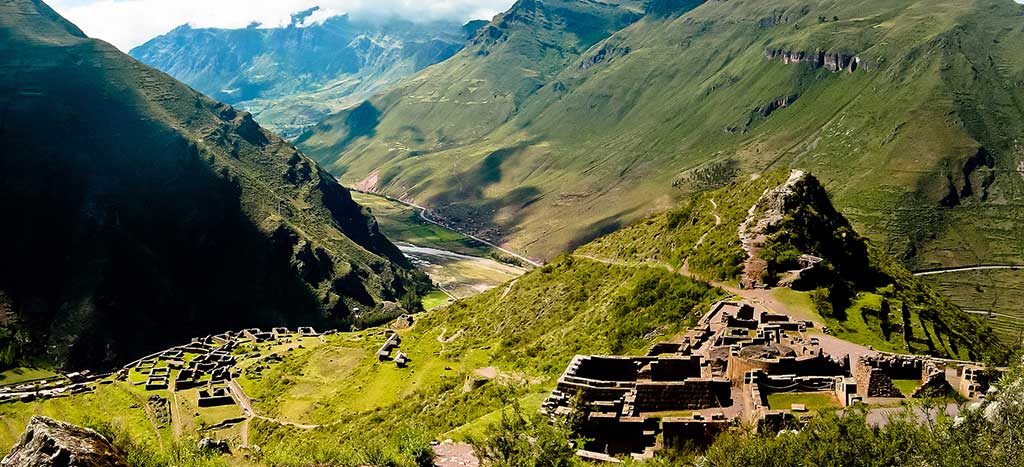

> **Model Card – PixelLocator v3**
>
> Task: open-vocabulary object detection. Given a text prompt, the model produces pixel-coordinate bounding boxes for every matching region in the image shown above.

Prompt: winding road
[693,198,721,249]
[962,309,1024,321]
[913,265,1021,276]
[350,188,542,268]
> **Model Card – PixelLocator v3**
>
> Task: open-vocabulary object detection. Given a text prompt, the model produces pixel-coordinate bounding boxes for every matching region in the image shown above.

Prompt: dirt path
[229,379,322,433]
[137,392,166,450]
[913,265,1022,276]
[170,389,183,440]
[437,328,464,344]
[693,199,721,249]
[963,309,1024,321]
[500,280,518,301]
[240,418,250,447]
[433,441,480,467]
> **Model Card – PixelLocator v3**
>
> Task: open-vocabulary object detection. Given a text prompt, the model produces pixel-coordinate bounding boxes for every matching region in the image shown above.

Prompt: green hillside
[581,170,1008,360]
[0,167,1008,466]
[0,0,427,369]
[300,0,1024,269]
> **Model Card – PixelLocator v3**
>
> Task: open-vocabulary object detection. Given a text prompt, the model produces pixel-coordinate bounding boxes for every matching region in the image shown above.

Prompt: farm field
[922,270,1024,344]
[353,192,527,301]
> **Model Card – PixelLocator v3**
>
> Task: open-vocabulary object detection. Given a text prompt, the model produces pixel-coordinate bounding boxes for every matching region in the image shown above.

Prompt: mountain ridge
[130,14,471,139]
[299,0,1024,270]
[0,0,426,369]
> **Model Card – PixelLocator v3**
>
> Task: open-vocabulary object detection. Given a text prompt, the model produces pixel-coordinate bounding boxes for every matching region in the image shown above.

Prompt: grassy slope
[0,255,724,463]
[1,169,1010,464]
[0,0,424,369]
[581,170,1008,360]
[300,0,1024,269]
[245,255,725,463]
[923,270,1024,344]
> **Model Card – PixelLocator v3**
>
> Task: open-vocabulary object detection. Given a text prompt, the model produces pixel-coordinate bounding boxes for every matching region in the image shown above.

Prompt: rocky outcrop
[764,47,865,72]
[579,42,631,70]
[737,170,806,288]
[754,94,799,118]
[1,417,130,467]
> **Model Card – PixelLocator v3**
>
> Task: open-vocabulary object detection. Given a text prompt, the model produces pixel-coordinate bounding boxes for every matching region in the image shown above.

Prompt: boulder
[198,437,230,454]
[1,416,130,467]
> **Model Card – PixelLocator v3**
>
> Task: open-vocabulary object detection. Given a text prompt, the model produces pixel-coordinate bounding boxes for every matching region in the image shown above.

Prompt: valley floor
[351,191,529,305]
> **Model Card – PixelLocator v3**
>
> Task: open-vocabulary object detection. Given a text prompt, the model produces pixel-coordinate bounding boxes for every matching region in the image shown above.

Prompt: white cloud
[47,0,513,52]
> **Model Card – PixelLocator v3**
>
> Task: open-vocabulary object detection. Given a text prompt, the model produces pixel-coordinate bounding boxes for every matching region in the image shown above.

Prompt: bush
[469,400,579,467]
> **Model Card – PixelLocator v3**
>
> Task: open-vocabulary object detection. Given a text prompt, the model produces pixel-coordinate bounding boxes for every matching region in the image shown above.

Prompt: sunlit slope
[301,0,1024,266]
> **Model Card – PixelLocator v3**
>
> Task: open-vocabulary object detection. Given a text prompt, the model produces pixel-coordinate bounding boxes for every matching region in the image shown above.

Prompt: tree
[469,401,579,467]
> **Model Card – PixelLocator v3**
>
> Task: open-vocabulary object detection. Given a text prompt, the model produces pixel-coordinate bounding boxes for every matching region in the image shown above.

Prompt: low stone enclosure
[544,301,1005,461]
[376,331,411,368]
[1,325,336,407]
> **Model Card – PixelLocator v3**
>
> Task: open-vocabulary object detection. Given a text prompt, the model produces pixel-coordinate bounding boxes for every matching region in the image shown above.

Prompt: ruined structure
[544,300,1002,461]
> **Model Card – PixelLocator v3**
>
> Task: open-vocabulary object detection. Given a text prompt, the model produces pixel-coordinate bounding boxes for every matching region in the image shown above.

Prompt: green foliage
[695,359,1024,467]
[432,255,724,374]
[468,401,579,467]
[84,419,229,467]
[606,269,712,353]
[302,0,1024,269]
[810,287,834,319]
[253,423,433,467]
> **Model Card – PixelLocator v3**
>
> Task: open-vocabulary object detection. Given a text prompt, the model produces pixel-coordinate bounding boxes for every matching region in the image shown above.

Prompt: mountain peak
[1,0,87,41]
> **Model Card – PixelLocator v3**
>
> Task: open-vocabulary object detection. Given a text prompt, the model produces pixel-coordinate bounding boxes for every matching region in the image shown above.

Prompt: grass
[766,392,841,412]
[0,367,60,387]
[922,269,1024,345]
[300,0,1024,273]
[351,192,494,257]
[0,383,163,457]
[890,379,920,397]
[770,289,819,323]
[421,290,451,310]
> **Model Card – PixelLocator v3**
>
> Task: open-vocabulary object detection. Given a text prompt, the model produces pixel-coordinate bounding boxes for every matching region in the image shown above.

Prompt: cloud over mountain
[48,0,512,51]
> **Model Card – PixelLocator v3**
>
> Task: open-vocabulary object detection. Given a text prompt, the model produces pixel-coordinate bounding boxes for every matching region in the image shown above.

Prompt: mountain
[130,14,471,139]
[0,0,427,369]
[298,0,1024,268]
[582,170,1007,357]
[0,168,1007,465]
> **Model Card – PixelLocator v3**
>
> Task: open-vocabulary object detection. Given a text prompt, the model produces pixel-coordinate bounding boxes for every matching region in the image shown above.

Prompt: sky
[48,0,515,52]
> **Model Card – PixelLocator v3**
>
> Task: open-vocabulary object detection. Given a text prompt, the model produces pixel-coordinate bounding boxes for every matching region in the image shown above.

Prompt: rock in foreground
[1,416,129,467]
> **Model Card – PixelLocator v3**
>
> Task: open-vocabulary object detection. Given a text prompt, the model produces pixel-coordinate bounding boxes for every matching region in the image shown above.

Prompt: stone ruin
[197,386,234,407]
[544,300,1002,461]
[854,353,1001,400]
[146,367,170,391]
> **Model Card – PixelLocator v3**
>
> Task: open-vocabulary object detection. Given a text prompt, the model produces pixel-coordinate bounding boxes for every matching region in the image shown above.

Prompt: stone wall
[648,357,703,381]
[726,353,844,384]
[911,361,953,398]
[854,364,903,398]
[633,380,732,412]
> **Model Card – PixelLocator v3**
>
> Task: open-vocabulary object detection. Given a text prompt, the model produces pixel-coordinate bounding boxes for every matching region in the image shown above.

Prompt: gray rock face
[1,417,130,467]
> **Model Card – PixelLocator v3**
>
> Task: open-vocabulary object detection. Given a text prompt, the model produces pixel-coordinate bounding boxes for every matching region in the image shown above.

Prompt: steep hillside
[131,15,469,138]
[582,170,1008,360]
[0,169,1008,466]
[300,0,1024,268]
[0,0,426,369]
